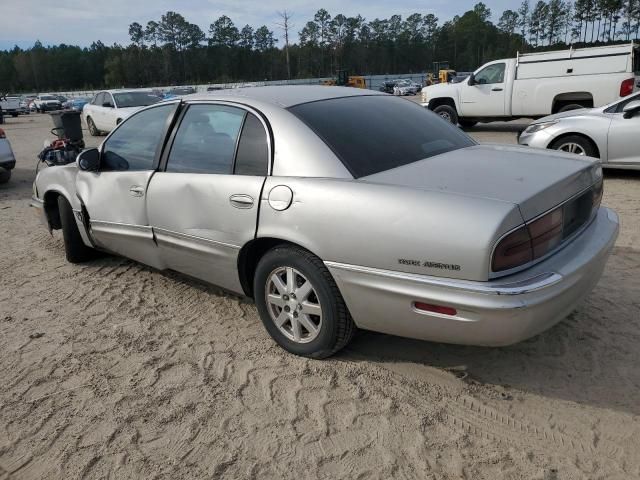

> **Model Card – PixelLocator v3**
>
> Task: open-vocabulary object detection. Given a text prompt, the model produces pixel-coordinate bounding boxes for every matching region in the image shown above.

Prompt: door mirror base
[622,100,640,119]
[77,147,100,171]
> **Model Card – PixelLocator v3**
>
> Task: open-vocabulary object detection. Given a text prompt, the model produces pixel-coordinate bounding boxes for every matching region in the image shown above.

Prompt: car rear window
[289,95,475,178]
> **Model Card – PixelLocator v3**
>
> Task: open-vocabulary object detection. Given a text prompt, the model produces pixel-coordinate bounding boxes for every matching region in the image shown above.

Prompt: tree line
[0,1,639,93]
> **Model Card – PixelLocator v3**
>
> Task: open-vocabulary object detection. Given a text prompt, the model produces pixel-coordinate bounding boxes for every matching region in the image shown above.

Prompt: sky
[0,0,516,51]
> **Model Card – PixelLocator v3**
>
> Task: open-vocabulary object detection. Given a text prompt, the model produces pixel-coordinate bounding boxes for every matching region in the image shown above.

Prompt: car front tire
[433,105,459,125]
[253,245,355,359]
[0,170,11,184]
[550,135,597,158]
[57,196,96,263]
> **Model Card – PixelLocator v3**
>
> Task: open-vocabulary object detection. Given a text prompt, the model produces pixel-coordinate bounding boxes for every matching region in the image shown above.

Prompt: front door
[460,62,507,117]
[76,102,178,267]
[146,103,270,293]
[607,100,640,166]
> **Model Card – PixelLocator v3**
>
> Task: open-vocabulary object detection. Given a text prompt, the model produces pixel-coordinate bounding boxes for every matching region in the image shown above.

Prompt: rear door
[460,62,507,117]
[76,102,179,267]
[146,102,270,293]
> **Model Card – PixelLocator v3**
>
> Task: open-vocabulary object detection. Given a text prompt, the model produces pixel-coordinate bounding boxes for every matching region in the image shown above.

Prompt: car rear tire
[57,196,96,263]
[458,119,478,128]
[253,245,355,359]
[0,170,11,184]
[86,117,99,136]
[550,135,597,158]
[433,105,458,125]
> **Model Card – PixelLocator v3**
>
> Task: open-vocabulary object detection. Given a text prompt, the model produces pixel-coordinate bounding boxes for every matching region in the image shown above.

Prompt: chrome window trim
[325,261,563,296]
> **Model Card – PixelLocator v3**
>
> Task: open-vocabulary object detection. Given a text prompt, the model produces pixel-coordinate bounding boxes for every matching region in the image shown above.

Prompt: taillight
[491,226,533,272]
[528,208,563,259]
[492,182,603,273]
[620,78,635,97]
[0,128,5,139]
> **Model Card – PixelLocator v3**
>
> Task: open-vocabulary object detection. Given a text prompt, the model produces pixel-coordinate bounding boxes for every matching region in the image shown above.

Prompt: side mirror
[77,147,100,172]
[468,74,476,86]
[102,102,113,108]
[622,100,640,119]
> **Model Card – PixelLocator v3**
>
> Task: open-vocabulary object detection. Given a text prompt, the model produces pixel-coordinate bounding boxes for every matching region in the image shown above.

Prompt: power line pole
[276,10,293,79]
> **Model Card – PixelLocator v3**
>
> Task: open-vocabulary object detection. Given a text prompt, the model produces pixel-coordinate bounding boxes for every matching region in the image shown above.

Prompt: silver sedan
[31,86,618,358]
[518,92,640,169]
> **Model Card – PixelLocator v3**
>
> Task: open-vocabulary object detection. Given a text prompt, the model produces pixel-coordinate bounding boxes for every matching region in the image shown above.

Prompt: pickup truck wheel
[550,135,596,157]
[458,119,477,128]
[0,170,11,184]
[254,245,355,359]
[557,104,585,113]
[86,117,99,136]
[57,196,96,263]
[433,105,458,125]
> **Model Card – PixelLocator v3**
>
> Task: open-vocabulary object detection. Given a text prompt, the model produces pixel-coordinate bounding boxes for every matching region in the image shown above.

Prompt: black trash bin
[49,110,83,142]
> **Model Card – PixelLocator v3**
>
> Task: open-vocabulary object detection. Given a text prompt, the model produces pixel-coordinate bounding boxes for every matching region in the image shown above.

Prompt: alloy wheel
[265,266,323,344]
[557,142,586,155]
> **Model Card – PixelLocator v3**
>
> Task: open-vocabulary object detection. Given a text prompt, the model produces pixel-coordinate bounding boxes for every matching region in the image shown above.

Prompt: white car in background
[82,90,161,135]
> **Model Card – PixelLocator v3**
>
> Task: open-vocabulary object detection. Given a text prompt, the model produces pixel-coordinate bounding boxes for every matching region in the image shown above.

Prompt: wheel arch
[237,237,326,298]
[42,190,66,230]
[551,92,594,113]
[547,132,601,159]
[427,97,457,112]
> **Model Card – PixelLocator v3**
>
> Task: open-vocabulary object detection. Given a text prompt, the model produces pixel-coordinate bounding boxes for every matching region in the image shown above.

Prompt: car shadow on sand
[341,245,640,416]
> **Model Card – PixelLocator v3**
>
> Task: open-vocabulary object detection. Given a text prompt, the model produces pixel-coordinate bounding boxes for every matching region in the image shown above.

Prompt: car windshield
[113,92,161,108]
[289,95,476,178]
[41,95,57,100]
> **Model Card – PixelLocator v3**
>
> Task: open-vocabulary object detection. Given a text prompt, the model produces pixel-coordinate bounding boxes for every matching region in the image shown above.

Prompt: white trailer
[421,43,640,126]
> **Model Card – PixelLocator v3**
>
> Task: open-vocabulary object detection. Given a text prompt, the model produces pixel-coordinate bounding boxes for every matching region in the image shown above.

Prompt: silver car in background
[31,86,618,358]
[518,92,640,169]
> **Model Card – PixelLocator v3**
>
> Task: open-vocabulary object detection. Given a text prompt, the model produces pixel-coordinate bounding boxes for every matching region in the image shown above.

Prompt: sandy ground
[1,113,639,480]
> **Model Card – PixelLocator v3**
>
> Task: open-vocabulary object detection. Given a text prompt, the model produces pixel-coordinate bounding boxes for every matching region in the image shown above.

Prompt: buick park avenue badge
[398,259,461,271]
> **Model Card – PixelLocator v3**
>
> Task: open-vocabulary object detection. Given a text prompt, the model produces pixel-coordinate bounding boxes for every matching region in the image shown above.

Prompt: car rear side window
[289,95,475,178]
[102,104,174,171]
[234,113,269,176]
[167,104,245,174]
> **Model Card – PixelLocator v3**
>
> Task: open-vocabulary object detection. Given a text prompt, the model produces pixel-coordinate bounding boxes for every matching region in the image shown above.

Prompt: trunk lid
[361,144,600,220]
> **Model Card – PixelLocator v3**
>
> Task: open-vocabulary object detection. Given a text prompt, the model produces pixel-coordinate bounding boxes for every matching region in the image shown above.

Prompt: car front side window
[474,63,506,85]
[101,104,175,172]
[166,104,246,174]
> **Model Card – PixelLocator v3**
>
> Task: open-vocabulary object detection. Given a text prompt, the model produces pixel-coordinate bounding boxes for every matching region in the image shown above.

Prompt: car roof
[183,85,386,108]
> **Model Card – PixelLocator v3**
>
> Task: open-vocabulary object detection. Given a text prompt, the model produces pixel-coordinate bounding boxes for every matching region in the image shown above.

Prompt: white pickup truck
[421,43,640,127]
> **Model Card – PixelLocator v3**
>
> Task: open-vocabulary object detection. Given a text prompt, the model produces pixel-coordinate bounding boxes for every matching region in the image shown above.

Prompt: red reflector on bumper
[414,302,457,316]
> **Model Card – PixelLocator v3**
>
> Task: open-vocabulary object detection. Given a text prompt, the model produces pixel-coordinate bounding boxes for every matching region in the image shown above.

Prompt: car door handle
[129,185,144,197]
[229,194,254,209]
[492,87,504,92]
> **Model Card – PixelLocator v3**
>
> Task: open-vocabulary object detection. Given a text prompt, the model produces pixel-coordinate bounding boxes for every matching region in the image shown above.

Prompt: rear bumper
[327,207,619,346]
